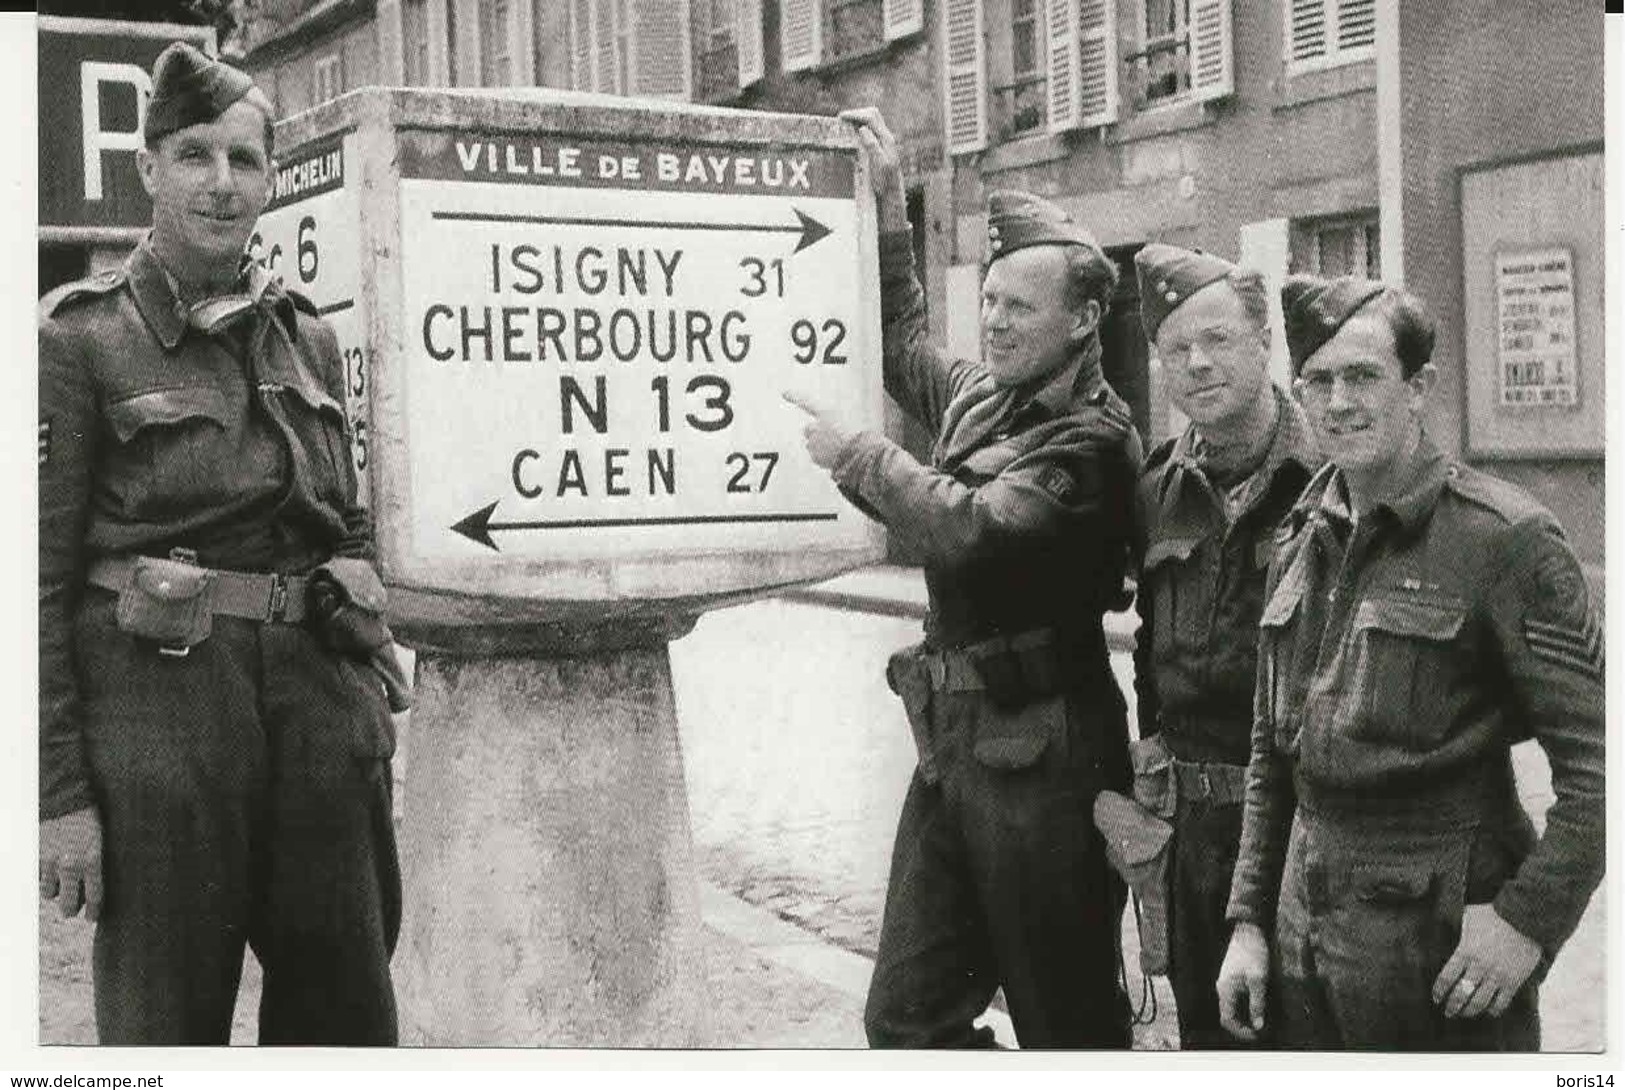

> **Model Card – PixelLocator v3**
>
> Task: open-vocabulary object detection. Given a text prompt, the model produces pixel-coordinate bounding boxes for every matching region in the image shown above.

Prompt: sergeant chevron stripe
[1524,615,1603,681]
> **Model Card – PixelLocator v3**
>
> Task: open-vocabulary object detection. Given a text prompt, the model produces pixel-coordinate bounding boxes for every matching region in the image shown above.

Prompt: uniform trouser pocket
[1272,819,1529,1050]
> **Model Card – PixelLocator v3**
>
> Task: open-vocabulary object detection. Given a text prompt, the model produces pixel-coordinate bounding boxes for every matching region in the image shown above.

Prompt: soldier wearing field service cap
[1116,243,1320,1048]
[38,41,404,1045]
[1215,274,1604,1050]
[788,108,1140,1048]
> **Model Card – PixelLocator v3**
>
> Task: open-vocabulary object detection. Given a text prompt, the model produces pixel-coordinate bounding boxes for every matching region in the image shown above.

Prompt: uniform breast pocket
[276,381,353,503]
[105,386,234,515]
[1344,597,1467,751]
[1143,537,1204,658]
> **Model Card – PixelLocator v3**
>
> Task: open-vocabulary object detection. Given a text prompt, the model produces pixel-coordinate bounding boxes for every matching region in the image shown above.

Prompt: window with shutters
[313,52,344,102]
[402,0,431,85]
[570,0,692,98]
[993,0,1046,137]
[480,0,513,85]
[1287,0,1375,72]
[943,0,988,155]
[1127,0,1189,106]
[1293,212,1380,278]
[694,0,739,102]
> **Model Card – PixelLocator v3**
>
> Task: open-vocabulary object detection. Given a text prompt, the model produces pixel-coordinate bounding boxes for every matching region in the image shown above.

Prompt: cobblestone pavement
[671,595,1607,1052]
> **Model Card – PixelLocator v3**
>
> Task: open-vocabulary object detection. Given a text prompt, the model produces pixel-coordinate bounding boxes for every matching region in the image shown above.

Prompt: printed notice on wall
[1495,248,1577,408]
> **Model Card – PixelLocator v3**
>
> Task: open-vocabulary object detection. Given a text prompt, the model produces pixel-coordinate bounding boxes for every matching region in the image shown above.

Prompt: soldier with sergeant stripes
[1216,274,1605,1051]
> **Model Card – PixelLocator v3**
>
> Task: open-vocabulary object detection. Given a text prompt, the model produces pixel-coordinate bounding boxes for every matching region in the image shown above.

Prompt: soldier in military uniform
[787,109,1140,1048]
[1127,245,1320,1048]
[38,43,406,1045]
[1215,275,1605,1050]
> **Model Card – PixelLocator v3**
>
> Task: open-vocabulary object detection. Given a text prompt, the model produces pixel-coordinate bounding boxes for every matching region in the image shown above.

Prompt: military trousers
[1167,795,1256,1049]
[1271,802,1540,1051]
[74,591,401,1045]
[864,671,1132,1049]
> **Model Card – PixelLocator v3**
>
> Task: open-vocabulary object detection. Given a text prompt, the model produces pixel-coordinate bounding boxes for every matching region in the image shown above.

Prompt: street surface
[671,594,1606,1051]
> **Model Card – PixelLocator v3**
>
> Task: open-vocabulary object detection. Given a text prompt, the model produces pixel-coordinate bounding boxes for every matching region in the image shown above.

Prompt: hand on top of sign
[783,390,858,470]
[838,108,907,234]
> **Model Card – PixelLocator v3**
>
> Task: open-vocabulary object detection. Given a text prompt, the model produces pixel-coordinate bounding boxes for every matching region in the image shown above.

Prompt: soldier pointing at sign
[38,42,405,1044]
[788,108,1141,1048]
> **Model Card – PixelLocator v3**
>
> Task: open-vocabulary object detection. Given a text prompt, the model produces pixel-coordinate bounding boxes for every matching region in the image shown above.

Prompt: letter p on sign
[81,61,151,201]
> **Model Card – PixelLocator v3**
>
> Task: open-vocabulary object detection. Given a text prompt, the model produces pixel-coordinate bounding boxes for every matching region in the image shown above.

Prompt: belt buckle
[158,643,190,659]
[1197,767,1213,799]
[268,574,289,622]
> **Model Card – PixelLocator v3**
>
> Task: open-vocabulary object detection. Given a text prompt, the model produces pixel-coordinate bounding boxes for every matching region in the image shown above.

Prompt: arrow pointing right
[432,207,835,255]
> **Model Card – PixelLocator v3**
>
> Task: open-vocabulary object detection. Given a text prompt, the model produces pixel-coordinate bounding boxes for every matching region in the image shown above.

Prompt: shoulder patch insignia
[1036,464,1077,503]
[1523,547,1602,681]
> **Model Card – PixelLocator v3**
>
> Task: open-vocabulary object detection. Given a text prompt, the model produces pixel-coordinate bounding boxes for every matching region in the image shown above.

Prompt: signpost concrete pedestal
[260,88,883,1045]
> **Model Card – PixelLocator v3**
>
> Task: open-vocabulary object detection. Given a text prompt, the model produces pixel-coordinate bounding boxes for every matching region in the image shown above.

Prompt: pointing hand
[783,390,856,470]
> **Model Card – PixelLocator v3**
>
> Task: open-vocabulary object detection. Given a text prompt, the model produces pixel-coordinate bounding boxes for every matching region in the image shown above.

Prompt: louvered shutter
[1046,0,1081,133]
[1336,0,1375,52]
[780,0,822,72]
[570,0,594,89]
[942,0,987,155]
[1077,0,1117,126]
[631,0,691,99]
[883,0,923,40]
[737,0,765,85]
[1288,0,1327,64]
[1188,0,1232,102]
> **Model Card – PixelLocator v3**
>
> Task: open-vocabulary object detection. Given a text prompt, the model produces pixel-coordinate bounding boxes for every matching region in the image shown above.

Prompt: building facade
[1380,0,1604,572]
[235,0,1604,566]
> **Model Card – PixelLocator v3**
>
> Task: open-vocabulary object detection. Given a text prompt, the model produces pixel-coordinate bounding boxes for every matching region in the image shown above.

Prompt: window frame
[1129,0,1192,110]
[1299,210,1381,279]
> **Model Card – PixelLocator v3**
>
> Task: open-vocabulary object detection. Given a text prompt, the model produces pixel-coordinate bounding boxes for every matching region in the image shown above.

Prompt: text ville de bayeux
[454,139,815,190]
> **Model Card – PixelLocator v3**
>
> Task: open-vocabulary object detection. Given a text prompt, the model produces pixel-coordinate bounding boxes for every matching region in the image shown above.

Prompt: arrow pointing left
[450,502,842,552]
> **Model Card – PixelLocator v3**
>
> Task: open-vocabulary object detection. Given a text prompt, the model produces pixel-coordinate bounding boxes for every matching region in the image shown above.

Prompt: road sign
[394,129,873,562]
[262,90,885,618]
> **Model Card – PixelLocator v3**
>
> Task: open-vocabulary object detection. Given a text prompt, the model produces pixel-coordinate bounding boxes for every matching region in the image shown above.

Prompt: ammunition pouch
[886,642,938,784]
[964,627,1070,710]
[114,555,215,655]
[1093,788,1174,977]
[307,558,412,713]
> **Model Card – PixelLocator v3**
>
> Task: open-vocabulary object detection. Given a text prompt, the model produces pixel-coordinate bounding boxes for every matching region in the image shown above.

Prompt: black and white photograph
[14,0,1617,1075]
